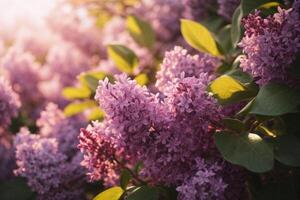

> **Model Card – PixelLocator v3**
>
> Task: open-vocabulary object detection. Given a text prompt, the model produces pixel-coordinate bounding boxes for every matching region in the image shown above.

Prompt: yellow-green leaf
[181,19,221,56]
[210,75,245,100]
[134,73,149,85]
[64,100,97,117]
[88,107,105,121]
[93,187,124,200]
[126,15,155,48]
[258,2,281,9]
[108,44,138,75]
[79,71,112,91]
[62,87,91,100]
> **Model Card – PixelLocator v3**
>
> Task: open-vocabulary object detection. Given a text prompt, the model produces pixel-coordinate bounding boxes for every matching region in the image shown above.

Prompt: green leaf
[216,25,233,53]
[126,15,155,48]
[231,5,243,47]
[242,0,276,13]
[222,118,245,133]
[258,2,281,9]
[209,73,257,105]
[181,19,221,57]
[120,169,132,190]
[134,73,149,85]
[127,186,159,200]
[93,187,124,200]
[64,100,97,117]
[79,71,112,92]
[0,178,35,200]
[274,134,300,166]
[236,98,254,116]
[108,44,138,75]
[214,131,274,172]
[249,83,300,116]
[87,107,105,121]
[62,87,91,100]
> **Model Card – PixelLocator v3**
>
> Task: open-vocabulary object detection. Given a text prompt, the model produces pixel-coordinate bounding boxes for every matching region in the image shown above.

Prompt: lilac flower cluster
[1,47,43,106]
[79,47,246,199]
[239,1,300,85]
[78,121,126,186]
[14,104,86,199]
[156,46,220,91]
[0,77,20,127]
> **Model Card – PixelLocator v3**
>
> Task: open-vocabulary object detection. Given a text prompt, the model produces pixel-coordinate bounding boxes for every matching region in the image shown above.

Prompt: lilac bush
[0,0,300,199]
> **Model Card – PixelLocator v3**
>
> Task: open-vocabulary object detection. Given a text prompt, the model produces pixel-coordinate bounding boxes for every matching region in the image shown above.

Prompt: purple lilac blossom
[14,103,86,199]
[0,77,20,127]
[43,41,91,87]
[1,47,43,105]
[176,158,227,200]
[239,1,300,85]
[78,121,127,186]
[156,46,220,92]
[37,103,84,157]
[218,0,240,21]
[88,73,247,198]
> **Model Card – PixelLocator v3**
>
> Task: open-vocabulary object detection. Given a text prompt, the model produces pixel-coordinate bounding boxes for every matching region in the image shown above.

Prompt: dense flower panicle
[156,46,220,92]
[37,103,84,156]
[78,122,125,186]
[43,42,91,87]
[95,74,166,156]
[1,47,43,104]
[218,0,240,21]
[140,75,224,184]
[47,3,103,56]
[0,77,20,127]
[14,129,68,195]
[14,128,86,200]
[176,158,227,200]
[239,1,300,85]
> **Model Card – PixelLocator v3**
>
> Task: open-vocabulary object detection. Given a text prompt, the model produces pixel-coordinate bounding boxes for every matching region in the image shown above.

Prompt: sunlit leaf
[181,19,221,56]
[62,87,91,100]
[93,187,124,200]
[127,15,155,48]
[64,100,97,117]
[87,107,105,121]
[258,2,281,9]
[209,75,245,100]
[134,73,149,85]
[108,44,138,75]
[79,71,112,92]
